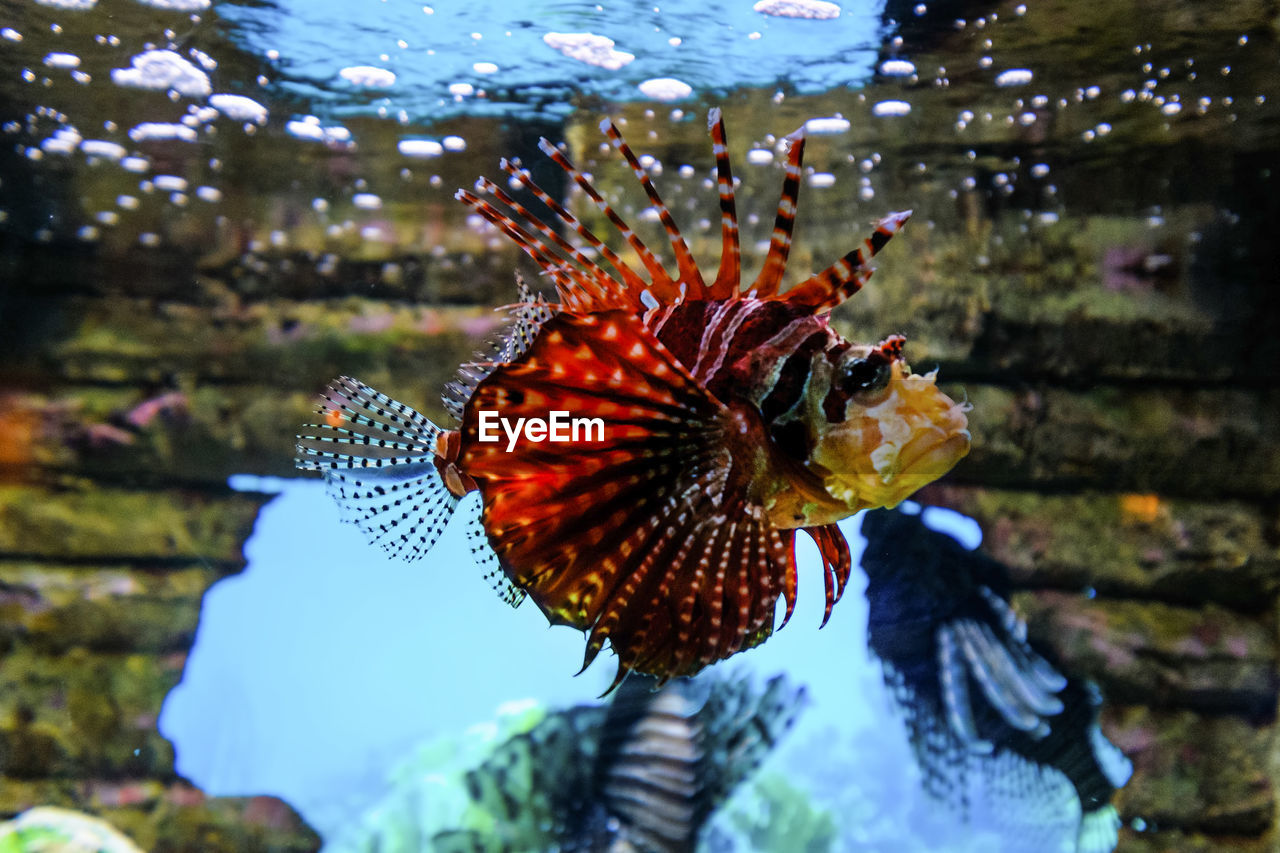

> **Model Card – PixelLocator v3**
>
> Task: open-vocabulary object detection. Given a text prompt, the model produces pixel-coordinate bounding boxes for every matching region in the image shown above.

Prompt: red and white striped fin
[599,118,708,298]
[805,523,853,627]
[778,210,912,312]
[498,156,651,299]
[471,175,615,305]
[749,129,806,298]
[454,186,589,311]
[593,512,791,692]
[537,137,681,305]
[707,107,741,299]
[456,110,908,317]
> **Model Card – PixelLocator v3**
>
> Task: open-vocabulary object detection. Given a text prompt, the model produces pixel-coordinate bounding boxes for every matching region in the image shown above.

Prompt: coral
[727,773,838,853]
[0,806,144,853]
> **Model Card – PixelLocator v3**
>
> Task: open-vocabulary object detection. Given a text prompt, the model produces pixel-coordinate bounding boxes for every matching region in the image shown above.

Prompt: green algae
[728,773,838,853]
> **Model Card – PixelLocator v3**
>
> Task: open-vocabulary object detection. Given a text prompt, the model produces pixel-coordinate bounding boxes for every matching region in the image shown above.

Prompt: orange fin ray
[498,156,651,301]
[749,130,806,298]
[805,523,853,627]
[707,107,741,299]
[472,176,616,305]
[776,528,800,630]
[537,137,681,301]
[599,118,708,298]
[716,517,788,654]
[460,111,905,318]
[582,490,720,684]
[777,210,912,311]
[461,312,796,683]
[454,187,589,311]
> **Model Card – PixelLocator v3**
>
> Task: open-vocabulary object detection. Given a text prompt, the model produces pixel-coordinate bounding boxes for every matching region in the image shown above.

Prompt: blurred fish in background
[336,672,806,852]
[861,508,1132,853]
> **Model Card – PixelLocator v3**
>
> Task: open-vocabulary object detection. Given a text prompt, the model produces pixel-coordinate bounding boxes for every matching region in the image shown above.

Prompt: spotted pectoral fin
[461,311,797,684]
[295,376,461,563]
[461,495,526,609]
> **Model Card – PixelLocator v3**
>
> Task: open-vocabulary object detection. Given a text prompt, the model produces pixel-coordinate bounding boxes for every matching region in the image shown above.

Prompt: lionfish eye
[841,354,892,394]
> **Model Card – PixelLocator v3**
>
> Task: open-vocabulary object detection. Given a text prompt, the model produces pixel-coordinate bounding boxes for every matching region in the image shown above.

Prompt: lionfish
[297,109,971,687]
[861,508,1131,853]
[430,672,806,852]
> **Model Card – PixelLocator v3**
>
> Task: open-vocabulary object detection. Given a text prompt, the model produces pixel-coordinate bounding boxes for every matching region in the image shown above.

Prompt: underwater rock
[921,485,1280,612]
[0,782,319,852]
[0,644,184,778]
[1116,830,1273,853]
[956,384,1280,499]
[1105,706,1274,837]
[1017,592,1278,715]
[0,484,262,564]
[0,562,211,654]
[0,806,143,853]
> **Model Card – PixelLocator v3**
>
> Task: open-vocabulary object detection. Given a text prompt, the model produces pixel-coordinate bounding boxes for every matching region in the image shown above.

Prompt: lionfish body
[861,508,1131,853]
[298,109,971,686]
[429,672,806,853]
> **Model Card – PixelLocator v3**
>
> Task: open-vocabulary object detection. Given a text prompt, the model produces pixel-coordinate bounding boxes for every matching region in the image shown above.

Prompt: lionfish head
[809,336,971,512]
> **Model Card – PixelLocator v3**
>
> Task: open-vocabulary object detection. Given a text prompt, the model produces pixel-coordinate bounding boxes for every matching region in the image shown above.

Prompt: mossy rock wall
[0,483,319,849]
[4,215,1276,850]
[2,2,1279,848]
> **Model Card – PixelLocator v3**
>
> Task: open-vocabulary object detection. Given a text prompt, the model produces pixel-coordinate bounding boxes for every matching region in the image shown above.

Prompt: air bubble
[995,68,1033,87]
[871,100,911,117]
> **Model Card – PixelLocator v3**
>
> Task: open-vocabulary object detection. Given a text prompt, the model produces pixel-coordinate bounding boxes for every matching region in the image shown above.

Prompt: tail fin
[295,376,460,563]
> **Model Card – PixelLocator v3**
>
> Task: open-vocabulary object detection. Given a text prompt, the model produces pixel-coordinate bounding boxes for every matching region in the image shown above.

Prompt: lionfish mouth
[814,370,971,511]
[892,418,971,491]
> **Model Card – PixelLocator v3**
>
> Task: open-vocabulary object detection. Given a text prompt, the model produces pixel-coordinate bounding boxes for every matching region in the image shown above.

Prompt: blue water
[161,481,611,824]
[218,0,885,121]
[160,477,1033,850]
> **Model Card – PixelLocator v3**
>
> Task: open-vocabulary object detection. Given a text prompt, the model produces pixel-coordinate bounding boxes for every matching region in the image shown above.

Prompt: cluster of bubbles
[0,0,881,253]
[2,0,1274,282]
